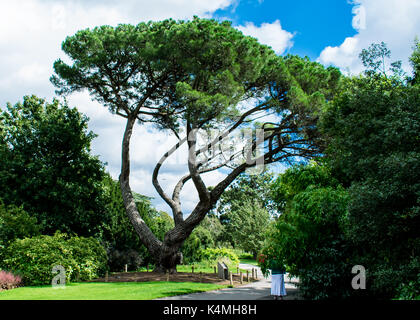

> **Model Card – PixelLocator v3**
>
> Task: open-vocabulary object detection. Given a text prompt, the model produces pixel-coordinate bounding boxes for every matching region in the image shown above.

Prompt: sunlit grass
[0,281,227,300]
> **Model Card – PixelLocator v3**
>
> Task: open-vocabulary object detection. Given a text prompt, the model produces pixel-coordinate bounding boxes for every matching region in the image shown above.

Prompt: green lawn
[239,258,258,266]
[0,281,227,300]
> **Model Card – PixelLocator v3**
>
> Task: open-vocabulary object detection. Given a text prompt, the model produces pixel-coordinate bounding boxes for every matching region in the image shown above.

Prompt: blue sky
[213,0,357,59]
[0,0,419,213]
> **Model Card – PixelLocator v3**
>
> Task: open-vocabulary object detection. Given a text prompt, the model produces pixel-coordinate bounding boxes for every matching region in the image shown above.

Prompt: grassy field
[0,281,227,300]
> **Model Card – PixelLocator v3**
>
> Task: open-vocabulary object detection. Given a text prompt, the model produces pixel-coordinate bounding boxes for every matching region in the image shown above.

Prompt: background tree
[100,174,173,270]
[216,171,274,251]
[409,37,420,85]
[321,42,420,298]
[0,201,40,249]
[271,161,338,213]
[263,163,353,300]
[52,18,341,272]
[0,95,106,236]
[227,199,270,259]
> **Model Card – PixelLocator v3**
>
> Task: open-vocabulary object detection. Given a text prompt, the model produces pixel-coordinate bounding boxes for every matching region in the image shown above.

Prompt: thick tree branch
[187,125,211,204]
[152,137,187,220]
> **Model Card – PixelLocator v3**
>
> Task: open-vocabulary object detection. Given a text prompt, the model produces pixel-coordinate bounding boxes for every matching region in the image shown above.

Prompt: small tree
[52,18,340,272]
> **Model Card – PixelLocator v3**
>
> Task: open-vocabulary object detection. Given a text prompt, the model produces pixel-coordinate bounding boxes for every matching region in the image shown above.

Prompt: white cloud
[318,0,420,75]
[0,1,290,215]
[318,37,361,74]
[0,0,237,214]
[0,0,236,104]
[236,20,294,55]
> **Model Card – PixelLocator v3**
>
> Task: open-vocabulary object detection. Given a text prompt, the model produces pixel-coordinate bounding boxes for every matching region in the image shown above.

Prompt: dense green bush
[0,200,41,247]
[181,226,214,264]
[199,248,240,265]
[1,233,107,286]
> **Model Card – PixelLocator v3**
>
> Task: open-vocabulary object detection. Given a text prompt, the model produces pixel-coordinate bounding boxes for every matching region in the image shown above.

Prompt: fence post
[246,270,249,282]
[240,272,243,284]
[125,264,128,273]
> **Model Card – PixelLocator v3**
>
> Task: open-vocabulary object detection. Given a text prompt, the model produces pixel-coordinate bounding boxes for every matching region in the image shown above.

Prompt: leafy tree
[359,41,402,77]
[51,18,341,272]
[271,161,339,213]
[321,42,420,298]
[227,199,270,258]
[0,95,106,236]
[216,171,274,248]
[100,174,173,269]
[262,163,354,299]
[409,37,420,85]
[0,201,40,248]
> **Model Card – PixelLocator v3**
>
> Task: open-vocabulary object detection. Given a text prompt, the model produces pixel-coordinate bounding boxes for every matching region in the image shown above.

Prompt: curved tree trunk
[119,116,164,267]
[119,116,189,273]
[118,116,252,273]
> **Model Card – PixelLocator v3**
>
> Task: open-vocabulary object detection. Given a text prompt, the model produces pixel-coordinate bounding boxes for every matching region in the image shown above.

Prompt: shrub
[181,226,214,264]
[238,252,254,260]
[199,248,240,265]
[0,270,22,290]
[1,233,107,286]
[396,276,420,300]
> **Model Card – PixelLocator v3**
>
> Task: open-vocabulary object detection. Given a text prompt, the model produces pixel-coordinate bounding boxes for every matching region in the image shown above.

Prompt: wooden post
[214,266,217,274]
[192,266,194,273]
[255,268,258,280]
[146,264,149,273]
[125,264,128,273]
[251,268,254,280]
[246,270,249,282]
[229,272,233,286]
[105,271,108,282]
[240,272,243,284]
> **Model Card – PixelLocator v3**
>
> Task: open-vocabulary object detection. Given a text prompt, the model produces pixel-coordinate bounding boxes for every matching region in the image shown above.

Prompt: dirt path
[90,267,258,286]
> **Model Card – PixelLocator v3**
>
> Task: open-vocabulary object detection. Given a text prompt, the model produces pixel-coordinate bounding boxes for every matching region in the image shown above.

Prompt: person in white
[269,258,286,300]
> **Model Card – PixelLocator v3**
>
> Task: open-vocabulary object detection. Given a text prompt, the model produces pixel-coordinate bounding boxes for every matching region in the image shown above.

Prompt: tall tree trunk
[119,116,250,273]
[119,116,190,273]
[119,116,163,265]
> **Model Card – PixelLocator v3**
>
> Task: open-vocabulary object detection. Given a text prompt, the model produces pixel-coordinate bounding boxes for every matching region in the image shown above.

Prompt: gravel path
[156,264,301,300]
